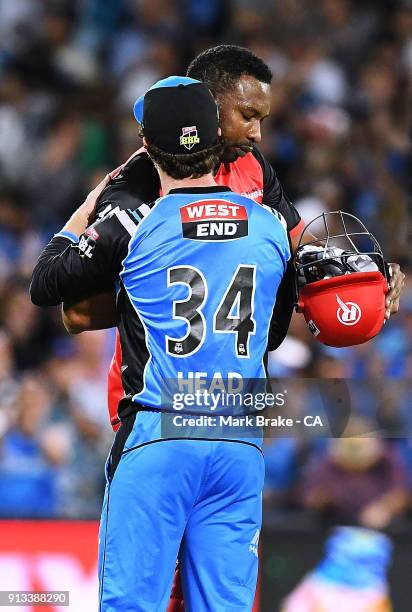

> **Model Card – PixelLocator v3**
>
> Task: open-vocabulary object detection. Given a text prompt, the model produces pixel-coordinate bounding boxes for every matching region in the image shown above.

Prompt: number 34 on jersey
[166,264,256,359]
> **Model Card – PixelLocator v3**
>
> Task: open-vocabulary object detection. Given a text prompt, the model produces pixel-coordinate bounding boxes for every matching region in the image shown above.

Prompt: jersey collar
[168,186,232,194]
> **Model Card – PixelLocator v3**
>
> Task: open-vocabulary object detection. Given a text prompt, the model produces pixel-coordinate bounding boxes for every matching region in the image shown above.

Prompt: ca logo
[336,294,361,325]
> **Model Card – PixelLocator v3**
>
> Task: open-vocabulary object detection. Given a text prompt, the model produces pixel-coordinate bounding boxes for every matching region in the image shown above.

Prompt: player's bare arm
[62,292,117,334]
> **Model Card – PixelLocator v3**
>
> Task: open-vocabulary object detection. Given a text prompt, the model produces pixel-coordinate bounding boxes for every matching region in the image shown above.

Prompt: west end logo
[336,294,362,325]
[180,126,200,150]
[180,200,249,241]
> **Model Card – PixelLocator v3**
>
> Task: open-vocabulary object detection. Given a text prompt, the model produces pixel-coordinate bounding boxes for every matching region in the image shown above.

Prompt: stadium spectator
[299,416,409,530]
[0,375,68,517]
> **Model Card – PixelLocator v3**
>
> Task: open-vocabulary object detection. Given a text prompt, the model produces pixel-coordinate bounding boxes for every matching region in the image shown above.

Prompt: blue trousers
[98,413,264,611]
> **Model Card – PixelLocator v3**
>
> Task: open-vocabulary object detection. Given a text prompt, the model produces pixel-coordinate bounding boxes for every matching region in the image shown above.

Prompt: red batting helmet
[294,211,389,347]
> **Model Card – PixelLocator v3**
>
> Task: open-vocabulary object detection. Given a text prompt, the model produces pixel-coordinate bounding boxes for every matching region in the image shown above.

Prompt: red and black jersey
[96,146,304,236]
[215,147,304,239]
[94,146,303,431]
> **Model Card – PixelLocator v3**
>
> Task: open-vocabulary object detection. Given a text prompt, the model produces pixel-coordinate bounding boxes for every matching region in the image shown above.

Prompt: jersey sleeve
[30,210,138,307]
[267,259,295,351]
[253,147,305,239]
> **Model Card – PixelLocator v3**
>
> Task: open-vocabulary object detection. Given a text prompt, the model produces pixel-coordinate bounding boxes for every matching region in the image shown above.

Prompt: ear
[217,127,222,137]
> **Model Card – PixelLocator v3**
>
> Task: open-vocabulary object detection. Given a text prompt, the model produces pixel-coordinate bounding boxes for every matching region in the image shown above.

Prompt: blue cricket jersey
[120,187,290,409]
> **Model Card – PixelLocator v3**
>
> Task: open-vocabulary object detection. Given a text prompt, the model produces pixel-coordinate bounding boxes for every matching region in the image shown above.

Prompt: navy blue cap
[133,76,219,155]
[133,76,202,125]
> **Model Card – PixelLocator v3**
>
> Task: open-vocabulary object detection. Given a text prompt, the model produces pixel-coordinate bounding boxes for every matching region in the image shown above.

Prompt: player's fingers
[385,275,405,320]
[84,174,111,204]
[385,292,399,308]
[385,300,399,320]
[79,174,112,227]
[385,265,405,309]
[109,165,123,180]
[388,263,404,291]
[93,173,111,193]
[108,149,141,181]
[392,300,400,314]
[389,262,398,289]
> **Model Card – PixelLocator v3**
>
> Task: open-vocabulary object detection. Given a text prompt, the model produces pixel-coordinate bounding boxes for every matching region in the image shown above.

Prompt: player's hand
[359,500,392,530]
[81,173,113,226]
[385,263,405,320]
[63,173,111,237]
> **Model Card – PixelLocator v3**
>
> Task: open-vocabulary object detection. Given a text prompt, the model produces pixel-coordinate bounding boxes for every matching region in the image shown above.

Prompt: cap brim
[133,96,144,125]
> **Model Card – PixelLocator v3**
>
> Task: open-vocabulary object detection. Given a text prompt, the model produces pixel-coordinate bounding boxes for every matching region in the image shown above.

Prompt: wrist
[63,210,90,237]
[55,229,79,243]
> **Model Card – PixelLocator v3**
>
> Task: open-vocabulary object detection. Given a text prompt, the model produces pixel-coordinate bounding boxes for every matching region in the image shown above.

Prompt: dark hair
[186,45,272,97]
[146,140,224,180]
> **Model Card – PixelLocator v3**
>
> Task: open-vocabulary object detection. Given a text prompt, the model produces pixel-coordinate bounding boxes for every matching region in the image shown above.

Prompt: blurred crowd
[0,0,410,522]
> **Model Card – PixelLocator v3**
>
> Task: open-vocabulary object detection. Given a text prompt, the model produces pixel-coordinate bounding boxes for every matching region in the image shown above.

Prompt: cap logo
[336,294,362,325]
[180,126,200,150]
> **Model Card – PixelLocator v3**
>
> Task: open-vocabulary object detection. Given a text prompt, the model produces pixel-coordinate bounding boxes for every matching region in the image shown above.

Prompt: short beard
[220,141,241,163]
